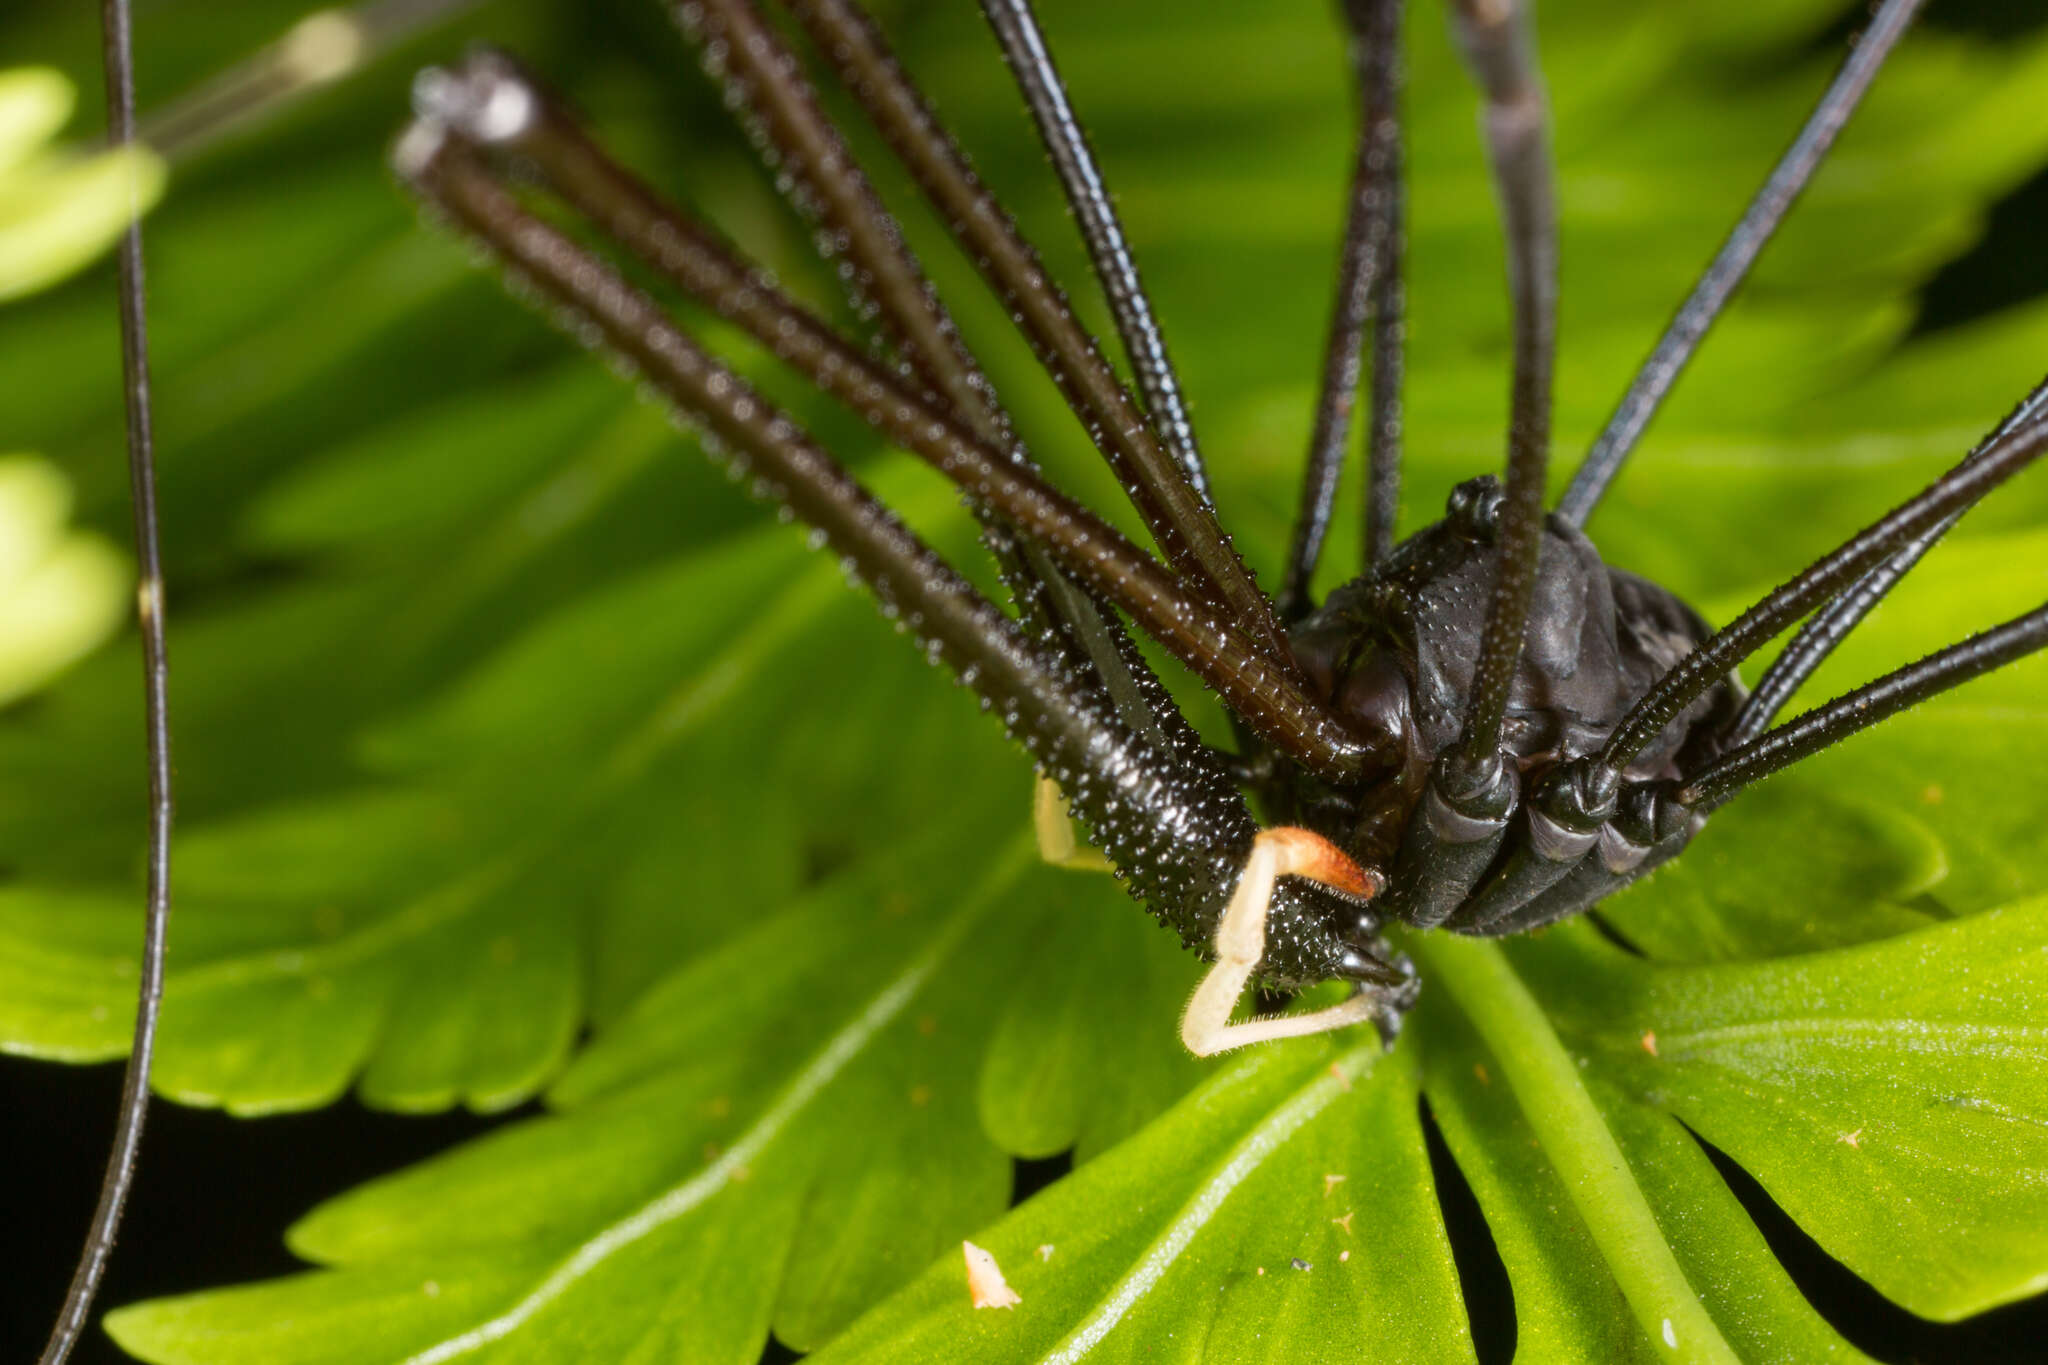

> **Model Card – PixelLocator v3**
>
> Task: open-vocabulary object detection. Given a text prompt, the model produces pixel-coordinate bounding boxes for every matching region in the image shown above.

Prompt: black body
[1278,475,1739,946]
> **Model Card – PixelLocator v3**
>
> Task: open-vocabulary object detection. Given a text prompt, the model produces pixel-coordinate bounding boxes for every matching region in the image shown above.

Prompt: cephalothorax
[380,0,2048,1059]
[1278,476,1740,930]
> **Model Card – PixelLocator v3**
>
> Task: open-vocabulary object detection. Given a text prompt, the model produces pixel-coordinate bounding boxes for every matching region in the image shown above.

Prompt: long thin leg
[1364,176,1406,572]
[1181,828,1387,1057]
[1731,374,2048,745]
[1279,0,1405,617]
[422,63,1386,783]
[42,3,174,1362]
[762,0,1300,668]
[1445,0,1556,778]
[673,0,999,440]
[978,0,1212,503]
[1386,0,1557,932]
[1556,0,1926,528]
[1678,603,2048,813]
[397,124,1393,989]
[1590,409,2048,792]
[659,2,1176,760]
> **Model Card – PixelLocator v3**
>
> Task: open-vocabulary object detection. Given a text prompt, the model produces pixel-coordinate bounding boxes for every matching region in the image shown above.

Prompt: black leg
[1679,603,2048,813]
[1731,374,2048,745]
[1380,0,1557,931]
[43,3,175,1362]
[1364,165,1406,574]
[1445,0,1558,775]
[1590,409,2048,794]
[671,0,1001,439]
[1557,0,1926,528]
[767,0,1301,669]
[420,60,1388,785]
[658,2,1178,760]
[978,0,1212,503]
[395,123,1382,988]
[1279,0,1405,618]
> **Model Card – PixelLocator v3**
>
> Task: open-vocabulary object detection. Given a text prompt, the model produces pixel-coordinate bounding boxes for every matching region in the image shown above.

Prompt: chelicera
[383,0,2048,1056]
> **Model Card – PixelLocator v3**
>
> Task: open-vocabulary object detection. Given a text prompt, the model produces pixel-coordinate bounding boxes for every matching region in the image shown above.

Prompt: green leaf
[817,1039,1472,1365]
[1525,902,2048,1321]
[2,0,2046,1360]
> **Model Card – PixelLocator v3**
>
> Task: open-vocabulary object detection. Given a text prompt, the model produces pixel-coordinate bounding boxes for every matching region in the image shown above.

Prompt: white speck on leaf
[964,1241,1020,1309]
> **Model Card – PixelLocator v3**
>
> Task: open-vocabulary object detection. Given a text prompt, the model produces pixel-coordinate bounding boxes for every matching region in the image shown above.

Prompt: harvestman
[40,1,2048,1357]
[390,0,2048,1056]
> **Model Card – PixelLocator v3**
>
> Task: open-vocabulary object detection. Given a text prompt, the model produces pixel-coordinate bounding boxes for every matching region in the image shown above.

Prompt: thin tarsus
[41,2,175,1363]
[1557,0,1927,528]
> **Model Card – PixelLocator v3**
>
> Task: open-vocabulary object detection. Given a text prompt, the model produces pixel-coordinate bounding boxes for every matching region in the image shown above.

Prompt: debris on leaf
[1291,1257,1312,1272]
[963,1241,1020,1309]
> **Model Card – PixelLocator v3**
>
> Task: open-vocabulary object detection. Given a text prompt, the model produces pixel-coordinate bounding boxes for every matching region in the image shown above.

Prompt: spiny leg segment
[400,68,1410,990]
[420,56,1384,783]
[659,0,1177,769]
[762,0,1298,665]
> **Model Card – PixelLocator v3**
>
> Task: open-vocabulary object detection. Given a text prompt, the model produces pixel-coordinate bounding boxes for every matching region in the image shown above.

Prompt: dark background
[8,1,2048,1362]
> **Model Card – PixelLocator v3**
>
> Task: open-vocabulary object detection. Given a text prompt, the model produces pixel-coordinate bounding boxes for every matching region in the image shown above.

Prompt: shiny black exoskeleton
[1274,476,1742,942]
